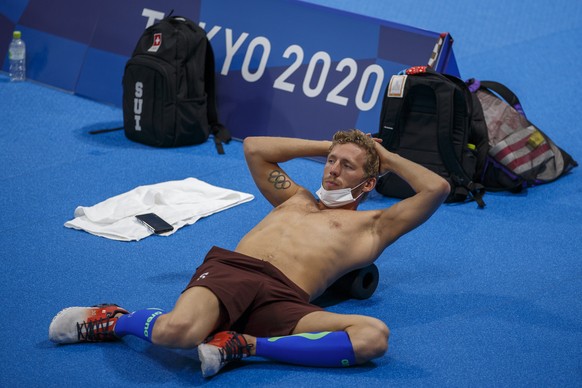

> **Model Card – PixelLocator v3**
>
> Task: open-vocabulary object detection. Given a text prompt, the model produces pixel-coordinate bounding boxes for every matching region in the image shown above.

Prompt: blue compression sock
[255,331,356,367]
[114,308,165,342]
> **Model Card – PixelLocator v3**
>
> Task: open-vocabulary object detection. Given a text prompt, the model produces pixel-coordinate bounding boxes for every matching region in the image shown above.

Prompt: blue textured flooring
[1,0,581,386]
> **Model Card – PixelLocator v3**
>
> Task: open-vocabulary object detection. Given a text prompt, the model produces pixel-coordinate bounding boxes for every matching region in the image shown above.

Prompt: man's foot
[198,331,253,377]
[49,304,129,344]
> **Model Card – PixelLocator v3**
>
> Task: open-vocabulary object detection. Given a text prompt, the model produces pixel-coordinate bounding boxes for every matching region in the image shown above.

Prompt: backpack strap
[378,80,406,150]
[204,38,231,154]
[434,81,485,207]
[378,68,422,148]
[469,79,525,117]
[88,126,123,135]
[422,69,486,208]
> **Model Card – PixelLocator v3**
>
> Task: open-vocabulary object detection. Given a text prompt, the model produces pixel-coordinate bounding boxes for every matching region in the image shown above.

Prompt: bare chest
[236,201,376,293]
[258,203,362,244]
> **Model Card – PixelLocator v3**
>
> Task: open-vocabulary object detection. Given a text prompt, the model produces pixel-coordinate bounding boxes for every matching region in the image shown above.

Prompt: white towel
[64,178,254,241]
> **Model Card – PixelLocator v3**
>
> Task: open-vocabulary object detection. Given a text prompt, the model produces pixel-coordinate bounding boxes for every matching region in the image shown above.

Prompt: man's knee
[151,313,207,348]
[349,317,390,363]
[365,318,390,357]
[152,286,223,348]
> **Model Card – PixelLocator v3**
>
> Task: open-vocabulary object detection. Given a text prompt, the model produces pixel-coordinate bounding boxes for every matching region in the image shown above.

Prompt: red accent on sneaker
[77,304,129,342]
[198,331,252,377]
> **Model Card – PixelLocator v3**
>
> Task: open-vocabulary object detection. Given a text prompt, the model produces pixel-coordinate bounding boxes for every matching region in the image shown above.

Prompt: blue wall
[1,0,458,140]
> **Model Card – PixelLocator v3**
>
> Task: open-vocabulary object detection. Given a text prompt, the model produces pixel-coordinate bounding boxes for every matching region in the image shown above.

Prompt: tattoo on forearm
[268,170,292,190]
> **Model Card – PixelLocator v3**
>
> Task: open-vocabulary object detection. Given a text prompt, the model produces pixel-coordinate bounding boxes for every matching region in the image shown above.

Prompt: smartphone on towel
[135,213,174,234]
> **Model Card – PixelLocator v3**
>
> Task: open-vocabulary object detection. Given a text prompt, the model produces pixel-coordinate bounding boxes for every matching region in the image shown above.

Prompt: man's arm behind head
[371,143,451,247]
[243,137,331,207]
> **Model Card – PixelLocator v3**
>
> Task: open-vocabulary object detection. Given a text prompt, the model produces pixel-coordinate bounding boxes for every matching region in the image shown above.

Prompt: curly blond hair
[330,129,379,178]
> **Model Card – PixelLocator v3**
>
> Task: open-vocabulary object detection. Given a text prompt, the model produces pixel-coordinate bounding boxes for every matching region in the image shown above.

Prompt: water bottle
[9,31,26,82]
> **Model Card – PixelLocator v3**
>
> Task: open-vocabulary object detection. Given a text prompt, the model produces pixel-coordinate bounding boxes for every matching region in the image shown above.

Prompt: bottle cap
[13,31,21,39]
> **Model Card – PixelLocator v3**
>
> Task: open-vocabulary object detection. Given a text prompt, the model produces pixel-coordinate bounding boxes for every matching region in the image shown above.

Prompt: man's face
[322,143,368,190]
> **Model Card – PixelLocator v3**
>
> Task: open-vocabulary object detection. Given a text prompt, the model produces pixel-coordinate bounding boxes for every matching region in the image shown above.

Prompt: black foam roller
[330,264,379,300]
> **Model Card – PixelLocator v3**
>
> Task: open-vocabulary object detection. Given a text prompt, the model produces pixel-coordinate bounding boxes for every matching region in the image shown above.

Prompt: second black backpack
[122,15,231,153]
[376,66,487,207]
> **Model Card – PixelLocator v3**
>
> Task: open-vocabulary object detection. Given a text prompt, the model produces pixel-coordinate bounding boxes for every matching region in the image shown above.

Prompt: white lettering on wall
[214,26,386,111]
[138,8,387,112]
[221,29,250,76]
[141,8,165,28]
[241,37,271,82]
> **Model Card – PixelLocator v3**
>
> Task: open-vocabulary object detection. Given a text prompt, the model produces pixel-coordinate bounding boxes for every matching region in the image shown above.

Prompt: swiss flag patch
[148,33,162,53]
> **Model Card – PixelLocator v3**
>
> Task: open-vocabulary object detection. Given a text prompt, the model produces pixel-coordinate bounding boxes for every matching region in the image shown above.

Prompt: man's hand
[370,137,397,177]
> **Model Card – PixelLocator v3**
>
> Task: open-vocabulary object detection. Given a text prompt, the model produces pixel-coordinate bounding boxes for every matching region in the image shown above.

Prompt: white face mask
[316,179,368,208]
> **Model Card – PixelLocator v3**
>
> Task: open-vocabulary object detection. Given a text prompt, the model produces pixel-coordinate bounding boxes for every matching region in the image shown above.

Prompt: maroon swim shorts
[184,246,323,337]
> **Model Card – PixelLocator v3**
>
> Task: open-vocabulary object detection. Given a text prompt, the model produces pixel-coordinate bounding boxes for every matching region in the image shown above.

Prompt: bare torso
[235,189,384,300]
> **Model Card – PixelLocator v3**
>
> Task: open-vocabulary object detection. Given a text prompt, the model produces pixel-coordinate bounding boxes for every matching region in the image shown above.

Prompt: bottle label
[10,44,25,60]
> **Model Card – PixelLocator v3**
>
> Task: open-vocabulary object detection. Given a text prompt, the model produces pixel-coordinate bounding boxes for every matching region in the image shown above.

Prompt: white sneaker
[198,331,252,377]
[49,304,128,344]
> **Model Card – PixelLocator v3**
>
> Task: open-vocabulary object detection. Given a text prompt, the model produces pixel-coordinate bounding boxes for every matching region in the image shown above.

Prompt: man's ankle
[242,334,257,356]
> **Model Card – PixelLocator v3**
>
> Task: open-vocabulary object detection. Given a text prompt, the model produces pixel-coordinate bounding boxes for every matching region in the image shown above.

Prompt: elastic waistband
[203,246,310,301]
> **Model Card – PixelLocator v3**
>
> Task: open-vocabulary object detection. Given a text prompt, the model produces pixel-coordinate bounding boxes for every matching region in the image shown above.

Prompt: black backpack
[376,66,487,208]
[122,14,231,153]
[466,79,578,192]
